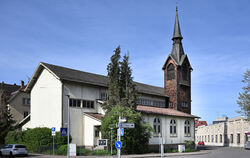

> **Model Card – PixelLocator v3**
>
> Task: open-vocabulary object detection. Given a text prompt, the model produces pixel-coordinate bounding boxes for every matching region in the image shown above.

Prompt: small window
[95,130,99,137]
[23,111,29,118]
[184,120,190,136]
[167,64,175,80]
[181,102,188,108]
[100,92,107,101]
[215,135,218,143]
[153,118,161,135]
[169,102,173,108]
[220,134,222,143]
[237,134,240,144]
[231,134,233,143]
[170,119,177,135]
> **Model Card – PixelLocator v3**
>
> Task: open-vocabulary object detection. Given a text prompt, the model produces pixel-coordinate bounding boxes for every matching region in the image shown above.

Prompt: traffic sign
[117,123,135,128]
[51,127,56,136]
[60,128,68,136]
[120,128,124,136]
[115,141,122,149]
[98,139,108,146]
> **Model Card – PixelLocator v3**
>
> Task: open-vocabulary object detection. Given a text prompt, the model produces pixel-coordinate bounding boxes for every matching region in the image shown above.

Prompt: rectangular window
[231,134,233,143]
[220,134,222,143]
[22,98,30,105]
[100,92,107,101]
[170,126,172,134]
[237,134,240,144]
[246,133,249,143]
[205,136,206,142]
[212,135,214,142]
[95,130,99,137]
[208,135,210,142]
[215,135,218,143]
[174,126,176,134]
[23,111,29,118]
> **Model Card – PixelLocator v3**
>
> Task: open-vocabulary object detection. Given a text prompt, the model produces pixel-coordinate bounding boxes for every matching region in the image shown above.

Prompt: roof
[137,105,198,118]
[85,113,104,121]
[0,83,21,96]
[195,121,208,128]
[26,62,167,97]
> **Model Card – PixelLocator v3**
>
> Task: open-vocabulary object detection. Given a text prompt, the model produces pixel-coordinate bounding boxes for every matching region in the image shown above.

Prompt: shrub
[92,150,110,156]
[77,148,91,155]
[5,127,71,153]
[184,140,195,149]
[185,148,195,152]
[56,145,68,155]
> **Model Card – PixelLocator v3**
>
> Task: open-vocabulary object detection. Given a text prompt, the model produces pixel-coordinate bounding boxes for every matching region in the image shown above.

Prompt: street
[8,146,249,158]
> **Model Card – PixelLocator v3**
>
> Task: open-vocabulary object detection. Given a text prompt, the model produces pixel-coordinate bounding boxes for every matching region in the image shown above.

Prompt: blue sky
[0,0,249,124]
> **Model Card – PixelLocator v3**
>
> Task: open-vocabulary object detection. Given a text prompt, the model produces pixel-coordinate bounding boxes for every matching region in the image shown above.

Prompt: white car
[0,144,28,156]
[245,141,250,150]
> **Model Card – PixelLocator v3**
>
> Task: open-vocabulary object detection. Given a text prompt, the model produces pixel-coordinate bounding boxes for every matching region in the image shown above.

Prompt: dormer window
[167,64,175,80]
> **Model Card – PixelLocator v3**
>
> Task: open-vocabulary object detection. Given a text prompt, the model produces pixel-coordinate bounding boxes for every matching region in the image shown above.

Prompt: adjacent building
[196,116,250,147]
[23,8,198,148]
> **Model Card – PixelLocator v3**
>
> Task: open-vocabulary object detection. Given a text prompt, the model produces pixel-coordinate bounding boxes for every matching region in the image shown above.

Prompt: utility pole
[117,116,121,158]
[110,127,113,155]
[66,95,70,158]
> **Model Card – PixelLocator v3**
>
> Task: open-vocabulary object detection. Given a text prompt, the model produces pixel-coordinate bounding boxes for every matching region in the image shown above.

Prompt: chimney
[21,80,24,88]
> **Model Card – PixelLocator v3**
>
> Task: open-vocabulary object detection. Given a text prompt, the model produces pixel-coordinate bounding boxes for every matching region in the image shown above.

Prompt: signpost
[51,127,56,155]
[117,123,135,128]
[98,139,108,146]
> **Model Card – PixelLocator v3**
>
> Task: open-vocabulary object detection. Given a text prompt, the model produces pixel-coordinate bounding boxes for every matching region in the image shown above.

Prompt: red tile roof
[136,105,198,118]
[195,121,207,127]
[85,113,104,121]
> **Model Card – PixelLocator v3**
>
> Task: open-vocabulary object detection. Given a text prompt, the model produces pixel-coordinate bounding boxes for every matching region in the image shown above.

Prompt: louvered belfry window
[167,64,175,80]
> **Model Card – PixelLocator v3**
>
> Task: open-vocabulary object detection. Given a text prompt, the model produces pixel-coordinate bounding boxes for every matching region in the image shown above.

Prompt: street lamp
[66,95,70,158]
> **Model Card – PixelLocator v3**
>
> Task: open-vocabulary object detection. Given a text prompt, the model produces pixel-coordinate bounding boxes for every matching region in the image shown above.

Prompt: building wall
[8,92,30,124]
[227,116,250,147]
[196,116,250,147]
[30,68,62,130]
[196,122,225,146]
[83,114,101,147]
[143,114,195,145]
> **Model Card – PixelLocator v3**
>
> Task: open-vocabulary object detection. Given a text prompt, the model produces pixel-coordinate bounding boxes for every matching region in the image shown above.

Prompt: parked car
[198,141,205,146]
[0,144,28,156]
[244,141,250,150]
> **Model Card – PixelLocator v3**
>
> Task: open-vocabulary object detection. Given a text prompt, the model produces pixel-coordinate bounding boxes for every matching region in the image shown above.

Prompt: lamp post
[66,95,70,158]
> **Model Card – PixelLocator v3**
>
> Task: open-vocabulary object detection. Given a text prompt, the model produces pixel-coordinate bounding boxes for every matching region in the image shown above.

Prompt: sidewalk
[32,150,209,158]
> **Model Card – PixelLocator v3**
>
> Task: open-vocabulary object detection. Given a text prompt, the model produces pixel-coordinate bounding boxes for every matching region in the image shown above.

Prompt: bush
[56,145,68,155]
[92,150,110,156]
[5,127,71,153]
[184,140,195,149]
[77,148,91,155]
[185,148,195,152]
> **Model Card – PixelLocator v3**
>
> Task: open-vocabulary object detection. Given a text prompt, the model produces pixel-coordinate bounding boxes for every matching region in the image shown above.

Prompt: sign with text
[98,139,108,146]
[69,144,76,156]
[117,123,135,128]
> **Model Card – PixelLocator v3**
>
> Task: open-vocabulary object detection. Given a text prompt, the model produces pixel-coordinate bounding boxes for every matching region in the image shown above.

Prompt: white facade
[144,114,195,145]
[25,63,196,148]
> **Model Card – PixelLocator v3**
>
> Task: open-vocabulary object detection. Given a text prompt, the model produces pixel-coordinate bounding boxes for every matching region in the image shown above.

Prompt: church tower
[162,7,192,114]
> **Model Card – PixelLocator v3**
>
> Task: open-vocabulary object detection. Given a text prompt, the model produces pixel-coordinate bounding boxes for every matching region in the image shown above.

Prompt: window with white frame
[153,118,161,135]
[170,119,177,136]
[184,120,191,136]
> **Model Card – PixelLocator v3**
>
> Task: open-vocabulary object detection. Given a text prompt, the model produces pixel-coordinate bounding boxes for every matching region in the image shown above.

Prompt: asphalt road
[2,146,249,158]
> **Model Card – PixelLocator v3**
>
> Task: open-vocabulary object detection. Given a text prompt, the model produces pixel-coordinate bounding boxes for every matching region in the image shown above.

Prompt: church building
[23,8,198,149]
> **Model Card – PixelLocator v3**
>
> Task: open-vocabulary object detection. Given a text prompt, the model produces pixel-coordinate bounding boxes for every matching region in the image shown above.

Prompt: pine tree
[237,69,250,120]
[102,46,121,112]
[120,54,137,109]
[0,84,16,144]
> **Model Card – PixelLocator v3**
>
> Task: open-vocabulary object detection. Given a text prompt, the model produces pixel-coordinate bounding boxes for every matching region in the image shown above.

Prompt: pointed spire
[172,5,183,40]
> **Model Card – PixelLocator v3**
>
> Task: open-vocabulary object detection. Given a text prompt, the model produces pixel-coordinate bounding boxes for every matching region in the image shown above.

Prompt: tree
[120,54,137,110]
[0,84,16,144]
[101,46,153,154]
[237,69,250,120]
[102,46,121,112]
[101,105,152,154]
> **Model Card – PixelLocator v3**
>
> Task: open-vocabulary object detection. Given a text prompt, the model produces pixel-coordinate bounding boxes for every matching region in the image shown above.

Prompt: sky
[0,0,249,124]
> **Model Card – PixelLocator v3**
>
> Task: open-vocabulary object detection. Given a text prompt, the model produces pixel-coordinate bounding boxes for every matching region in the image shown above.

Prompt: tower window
[167,64,175,80]
[181,102,188,107]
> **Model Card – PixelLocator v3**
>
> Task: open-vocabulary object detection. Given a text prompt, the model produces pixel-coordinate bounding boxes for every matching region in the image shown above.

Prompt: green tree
[101,105,152,154]
[237,69,250,120]
[120,54,137,110]
[101,46,153,154]
[102,46,121,112]
[0,84,16,145]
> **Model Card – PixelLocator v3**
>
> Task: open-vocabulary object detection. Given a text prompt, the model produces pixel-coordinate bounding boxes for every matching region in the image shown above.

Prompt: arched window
[184,120,190,135]
[167,64,175,80]
[153,118,161,134]
[170,119,177,135]
[182,64,188,81]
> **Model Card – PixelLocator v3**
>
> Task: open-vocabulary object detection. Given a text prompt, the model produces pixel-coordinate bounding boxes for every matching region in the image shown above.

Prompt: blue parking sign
[51,127,56,132]
[60,128,67,136]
